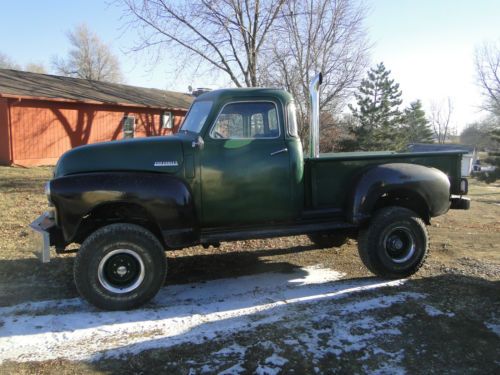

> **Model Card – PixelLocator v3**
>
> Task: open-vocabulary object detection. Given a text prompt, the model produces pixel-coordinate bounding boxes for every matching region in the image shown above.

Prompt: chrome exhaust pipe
[309,72,322,158]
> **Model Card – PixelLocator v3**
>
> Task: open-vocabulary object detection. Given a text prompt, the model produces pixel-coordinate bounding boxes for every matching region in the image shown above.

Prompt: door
[200,101,291,227]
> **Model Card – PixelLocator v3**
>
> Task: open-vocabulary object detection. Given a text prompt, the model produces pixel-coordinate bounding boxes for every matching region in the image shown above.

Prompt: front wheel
[357,207,428,279]
[74,223,167,310]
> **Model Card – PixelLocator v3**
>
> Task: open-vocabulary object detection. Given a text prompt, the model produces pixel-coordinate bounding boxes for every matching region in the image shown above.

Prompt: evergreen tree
[402,100,434,144]
[349,62,403,150]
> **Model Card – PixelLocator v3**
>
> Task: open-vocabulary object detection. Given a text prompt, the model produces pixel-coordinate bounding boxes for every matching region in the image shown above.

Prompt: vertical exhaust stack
[309,73,323,158]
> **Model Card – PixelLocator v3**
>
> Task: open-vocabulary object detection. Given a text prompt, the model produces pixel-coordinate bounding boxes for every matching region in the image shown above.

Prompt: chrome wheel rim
[383,227,416,263]
[97,249,145,294]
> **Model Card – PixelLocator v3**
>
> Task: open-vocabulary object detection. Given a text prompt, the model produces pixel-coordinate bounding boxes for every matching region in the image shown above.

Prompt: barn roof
[0,69,193,110]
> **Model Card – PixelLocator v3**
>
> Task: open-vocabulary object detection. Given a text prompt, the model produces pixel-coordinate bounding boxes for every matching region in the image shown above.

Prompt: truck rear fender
[50,172,198,248]
[347,163,451,225]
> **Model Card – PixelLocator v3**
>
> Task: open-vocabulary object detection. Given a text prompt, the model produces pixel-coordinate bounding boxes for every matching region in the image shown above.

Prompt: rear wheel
[74,223,167,310]
[308,233,348,248]
[358,207,428,278]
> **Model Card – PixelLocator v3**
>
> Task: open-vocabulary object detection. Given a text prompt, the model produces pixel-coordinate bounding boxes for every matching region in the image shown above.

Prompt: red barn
[0,69,193,166]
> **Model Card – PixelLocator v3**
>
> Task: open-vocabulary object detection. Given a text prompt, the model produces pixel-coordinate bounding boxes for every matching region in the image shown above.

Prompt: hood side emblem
[154,161,179,167]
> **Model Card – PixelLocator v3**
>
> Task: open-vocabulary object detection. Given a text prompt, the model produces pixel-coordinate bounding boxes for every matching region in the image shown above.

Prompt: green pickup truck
[30,74,470,310]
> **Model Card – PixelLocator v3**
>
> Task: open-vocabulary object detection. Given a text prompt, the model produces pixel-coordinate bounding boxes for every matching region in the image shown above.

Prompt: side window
[287,102,298,137]
[213,112,244,138]
[211,102,279,139]
[123,116,135,139]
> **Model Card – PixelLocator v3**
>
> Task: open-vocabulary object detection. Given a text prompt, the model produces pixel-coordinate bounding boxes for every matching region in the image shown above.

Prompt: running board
[200,221,356,243]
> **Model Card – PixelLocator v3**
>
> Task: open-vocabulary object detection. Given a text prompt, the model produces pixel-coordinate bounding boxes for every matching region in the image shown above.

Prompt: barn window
[123,116,135,139]
[161,111,173,129]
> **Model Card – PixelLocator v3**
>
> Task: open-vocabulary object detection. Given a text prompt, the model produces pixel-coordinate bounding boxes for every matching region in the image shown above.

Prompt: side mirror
[192,135,204,150]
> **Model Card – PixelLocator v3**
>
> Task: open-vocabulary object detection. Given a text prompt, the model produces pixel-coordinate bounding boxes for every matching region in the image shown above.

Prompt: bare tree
[0,52,20,70]
[121,0,286,87]
[0,53,47,74]
[260,0,370,140]
[430,98,454,144]
[25,63,47,74]
[475,40,500,116]
[121,0,369,148]
[53,24,123,83]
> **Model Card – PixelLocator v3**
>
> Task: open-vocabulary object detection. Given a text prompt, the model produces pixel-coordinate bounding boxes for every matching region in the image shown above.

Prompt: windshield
[180,101,213,133]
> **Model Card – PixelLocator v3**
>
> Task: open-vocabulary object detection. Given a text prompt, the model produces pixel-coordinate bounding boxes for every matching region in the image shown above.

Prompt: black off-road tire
[308,233,348,249]
[74,223,167,310]
[358,207,428,279]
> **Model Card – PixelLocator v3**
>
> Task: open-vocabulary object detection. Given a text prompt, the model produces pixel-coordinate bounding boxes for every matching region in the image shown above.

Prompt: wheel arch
[50,171,198,248]
[347,163,451,225]
[73,201,165,246]
[372,188,431,224]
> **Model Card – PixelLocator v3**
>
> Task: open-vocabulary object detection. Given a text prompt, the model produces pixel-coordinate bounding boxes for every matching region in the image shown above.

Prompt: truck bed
[305,150,465,210]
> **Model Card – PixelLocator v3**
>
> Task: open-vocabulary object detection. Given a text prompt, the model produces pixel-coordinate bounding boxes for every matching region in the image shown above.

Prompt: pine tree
[402,100,434,144]
[349,62,403,150]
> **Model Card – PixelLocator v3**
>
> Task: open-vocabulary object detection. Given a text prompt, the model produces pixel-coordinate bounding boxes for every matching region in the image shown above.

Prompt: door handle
[270,148,288,156]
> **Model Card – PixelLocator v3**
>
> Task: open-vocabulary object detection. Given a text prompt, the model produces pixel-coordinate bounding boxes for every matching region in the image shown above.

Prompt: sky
[0,0,499,132]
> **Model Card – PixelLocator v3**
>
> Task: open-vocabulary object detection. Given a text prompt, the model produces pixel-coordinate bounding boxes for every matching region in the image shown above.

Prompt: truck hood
[54,135,189,177]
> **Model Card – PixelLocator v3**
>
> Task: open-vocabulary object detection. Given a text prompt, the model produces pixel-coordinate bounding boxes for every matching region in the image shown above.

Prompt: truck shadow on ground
[474,198,500,205]
[0,257,366,337]
[0,244,319,306]
[468,190,500,205]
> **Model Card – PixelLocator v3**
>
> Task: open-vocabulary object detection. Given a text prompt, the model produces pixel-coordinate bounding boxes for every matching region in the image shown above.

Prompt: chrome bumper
[29,212,55,263]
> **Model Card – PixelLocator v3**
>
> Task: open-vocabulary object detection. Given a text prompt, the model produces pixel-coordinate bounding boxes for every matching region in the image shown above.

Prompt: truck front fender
[347,163,451,224]
[50,172,197,247]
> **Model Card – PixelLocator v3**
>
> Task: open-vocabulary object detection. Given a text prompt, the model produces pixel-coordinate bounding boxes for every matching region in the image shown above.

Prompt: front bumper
[29,212,56,263]
[450,196,470,210]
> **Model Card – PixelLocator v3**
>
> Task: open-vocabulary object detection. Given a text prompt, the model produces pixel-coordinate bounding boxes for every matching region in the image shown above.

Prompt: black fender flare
[347,163,451,224]
[50,172,197,246]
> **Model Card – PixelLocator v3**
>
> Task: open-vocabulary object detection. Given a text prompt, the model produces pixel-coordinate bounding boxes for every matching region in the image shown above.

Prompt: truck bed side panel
[305,151,462,210]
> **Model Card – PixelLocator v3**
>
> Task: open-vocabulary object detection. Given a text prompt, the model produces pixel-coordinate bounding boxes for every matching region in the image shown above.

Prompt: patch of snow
[200,364,213,374]
[0,265,409,364]
[265,353,288,367]
[288,264,344,285]
[287,303,421,369]
[338,293,423,315]
[282,338,299,346]
[370,360,406,375]
[255,364,281,375]
[218,363,246,375]
[485,322,500,337]
[214,343,247,357]
[424,305,455,318]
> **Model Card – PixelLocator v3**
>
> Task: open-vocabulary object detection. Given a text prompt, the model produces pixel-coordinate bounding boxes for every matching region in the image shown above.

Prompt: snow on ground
[485,322,500,337]
[0,265,422,366]
[424,304,455,318]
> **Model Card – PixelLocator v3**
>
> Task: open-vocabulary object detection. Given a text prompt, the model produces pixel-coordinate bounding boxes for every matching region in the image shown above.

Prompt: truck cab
[183,88,303,226]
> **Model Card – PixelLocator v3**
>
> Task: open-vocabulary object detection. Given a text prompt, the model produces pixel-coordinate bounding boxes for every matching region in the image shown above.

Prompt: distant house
[406,143,476,155]
[0,69,193,166]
